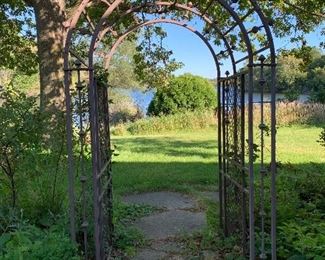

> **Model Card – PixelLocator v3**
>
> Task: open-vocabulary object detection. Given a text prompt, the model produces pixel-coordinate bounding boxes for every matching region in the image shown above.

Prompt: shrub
[124,110,216,135]
[148,74,217,116]
[0,87,44,208]
[111,123,128,136]
[0,85,68,223]
[273,161,325,259]
[277,220,325,259]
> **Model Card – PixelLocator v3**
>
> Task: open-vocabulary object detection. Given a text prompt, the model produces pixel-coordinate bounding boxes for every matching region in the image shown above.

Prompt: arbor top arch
[64,0,276,75]
[103,18,221,75]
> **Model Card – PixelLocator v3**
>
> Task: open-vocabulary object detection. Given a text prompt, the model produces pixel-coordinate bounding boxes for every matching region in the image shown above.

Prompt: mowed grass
[112,125,325,195]
[112,128,219,194]
[276,125,325,163]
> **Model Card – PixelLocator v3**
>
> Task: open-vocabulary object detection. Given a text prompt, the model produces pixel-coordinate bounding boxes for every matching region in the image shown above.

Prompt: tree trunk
[32,0,66,112]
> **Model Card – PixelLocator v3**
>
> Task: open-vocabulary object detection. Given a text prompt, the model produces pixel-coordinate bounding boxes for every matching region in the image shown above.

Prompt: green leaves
[0,87,43,151]
[278,221,325,259]
[0,224,79,259]
[307,54,325,103]
[147,73,217,116]
[276,53,307,101]
[133,26,184,89]
[0,86,44,207]
[0,2,37,74]
[106,40,141,89]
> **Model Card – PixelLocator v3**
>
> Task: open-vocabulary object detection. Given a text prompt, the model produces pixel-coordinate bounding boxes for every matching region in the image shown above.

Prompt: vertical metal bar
[103,86,114,248]
[89,71,102,260]
[233,76,239,238]
[246,1,277,256]
[258,56,266,259]
[76,64,88,259]
[64,66,76,243]
[217,79,223,230]
[95,82,105,259]
[224,76,230,236]
[233,77,238,157]
[270,64,277,260]
[240,73,248,255]
[225,75,232,235]
[222,80,227,235]
[247,64,255,259]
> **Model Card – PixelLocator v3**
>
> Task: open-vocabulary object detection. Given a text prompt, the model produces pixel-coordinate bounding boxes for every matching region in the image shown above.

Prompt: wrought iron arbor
[63,1,277,259]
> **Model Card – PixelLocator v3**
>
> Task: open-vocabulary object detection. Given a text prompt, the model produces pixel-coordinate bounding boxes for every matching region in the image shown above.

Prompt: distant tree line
[251,47,325,103]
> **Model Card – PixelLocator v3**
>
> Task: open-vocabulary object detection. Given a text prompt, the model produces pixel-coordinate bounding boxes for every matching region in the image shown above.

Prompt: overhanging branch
[283,0,325,19]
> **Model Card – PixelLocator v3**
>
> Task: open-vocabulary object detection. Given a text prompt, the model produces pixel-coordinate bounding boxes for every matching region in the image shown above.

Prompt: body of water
[121,88,309,114]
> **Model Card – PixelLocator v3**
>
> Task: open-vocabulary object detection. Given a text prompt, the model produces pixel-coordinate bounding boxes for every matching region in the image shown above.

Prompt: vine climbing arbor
[63,0,277,259]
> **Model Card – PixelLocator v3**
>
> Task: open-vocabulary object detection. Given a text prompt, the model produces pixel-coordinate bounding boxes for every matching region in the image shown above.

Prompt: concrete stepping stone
[151,240,185,254]
[134,249,167,260]
[135,241,186,260]
[122,191,214,259]
[133,210,206,240]
[123,191,196,210]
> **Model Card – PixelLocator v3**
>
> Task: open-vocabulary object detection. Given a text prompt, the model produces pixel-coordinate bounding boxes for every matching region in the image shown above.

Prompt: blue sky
[157,23,324,79]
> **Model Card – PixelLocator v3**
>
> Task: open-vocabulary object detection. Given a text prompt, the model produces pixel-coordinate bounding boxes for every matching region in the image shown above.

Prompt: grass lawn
[112,125,324,195]
[112,128,219,195]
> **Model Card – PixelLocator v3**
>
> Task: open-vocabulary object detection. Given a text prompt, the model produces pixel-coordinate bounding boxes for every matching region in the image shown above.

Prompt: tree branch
[283,0,325,19]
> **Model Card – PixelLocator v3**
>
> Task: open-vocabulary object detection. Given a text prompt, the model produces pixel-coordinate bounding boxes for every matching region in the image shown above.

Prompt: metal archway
[63,1,277,259]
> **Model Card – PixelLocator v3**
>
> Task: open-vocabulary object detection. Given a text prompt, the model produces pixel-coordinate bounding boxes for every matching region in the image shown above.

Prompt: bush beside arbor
[148,74,217,116]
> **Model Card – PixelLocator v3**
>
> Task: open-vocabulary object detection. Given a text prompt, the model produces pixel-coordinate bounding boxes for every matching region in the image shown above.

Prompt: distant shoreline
[113,88,310,114]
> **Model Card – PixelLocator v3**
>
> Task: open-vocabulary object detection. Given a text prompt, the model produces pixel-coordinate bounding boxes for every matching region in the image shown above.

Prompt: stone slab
[123,192,196,210]
[133,210,206,240]
[134,249,167,260]
[151,240,185,254]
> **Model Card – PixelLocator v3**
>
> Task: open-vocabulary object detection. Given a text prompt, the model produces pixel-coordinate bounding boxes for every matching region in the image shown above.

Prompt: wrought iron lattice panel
[89,79,114,259]
[220,74,249,255]
[96,82,114,256]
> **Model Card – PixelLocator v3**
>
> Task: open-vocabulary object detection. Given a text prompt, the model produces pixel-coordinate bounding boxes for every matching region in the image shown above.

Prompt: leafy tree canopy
[0,1,37,74]
[96,40,141,89]
[307,54,325,103]
[277,53,307,101]
[133,26,184,89]
[3,0,325,70]
[1,0,324,99]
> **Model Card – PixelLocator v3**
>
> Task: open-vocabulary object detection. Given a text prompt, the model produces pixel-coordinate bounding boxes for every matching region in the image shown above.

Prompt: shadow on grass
[113,136,218,159]
[112,160,325,219]
[113,161,219,194]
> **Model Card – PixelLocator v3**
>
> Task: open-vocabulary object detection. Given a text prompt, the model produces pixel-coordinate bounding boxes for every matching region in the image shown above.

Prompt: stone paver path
[122,191,219,259]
